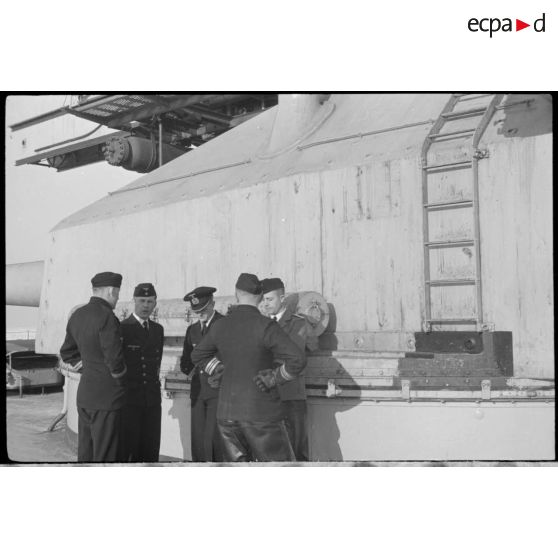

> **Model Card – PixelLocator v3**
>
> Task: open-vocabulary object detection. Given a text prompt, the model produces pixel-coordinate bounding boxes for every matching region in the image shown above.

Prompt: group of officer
[60,270,316,463]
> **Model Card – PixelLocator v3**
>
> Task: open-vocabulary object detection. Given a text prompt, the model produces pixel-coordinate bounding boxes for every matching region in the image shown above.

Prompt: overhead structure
[11,94,277,172]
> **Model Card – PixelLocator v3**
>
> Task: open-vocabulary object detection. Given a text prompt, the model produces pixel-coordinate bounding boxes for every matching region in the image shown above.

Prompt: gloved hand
[207,364,224,389]
[254,367,286,393]
[113,366,127,387]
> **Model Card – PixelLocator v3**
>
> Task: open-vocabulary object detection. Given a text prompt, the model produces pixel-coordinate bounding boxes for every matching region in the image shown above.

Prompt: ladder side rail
[471,93,506,330]
[421,95,460,331]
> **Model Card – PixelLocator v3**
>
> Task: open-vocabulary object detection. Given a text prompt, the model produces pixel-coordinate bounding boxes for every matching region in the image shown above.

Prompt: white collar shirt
[271,307,287,323]
[133,313,149,329]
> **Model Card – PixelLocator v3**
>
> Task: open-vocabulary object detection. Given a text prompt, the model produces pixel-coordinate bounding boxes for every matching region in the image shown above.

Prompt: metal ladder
[421,93,504,332]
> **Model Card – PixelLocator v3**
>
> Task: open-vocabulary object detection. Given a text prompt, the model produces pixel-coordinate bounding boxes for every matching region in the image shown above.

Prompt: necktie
[272,316,277,322]
[143,321,149,332]
[201,324,206,335]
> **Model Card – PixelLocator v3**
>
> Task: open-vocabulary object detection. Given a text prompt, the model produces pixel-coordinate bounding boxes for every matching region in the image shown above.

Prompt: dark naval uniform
[180,311,224,462]
[192,302,307,462]
[60,292,127,462]
[275,306,317,461]
[120,314,164,462]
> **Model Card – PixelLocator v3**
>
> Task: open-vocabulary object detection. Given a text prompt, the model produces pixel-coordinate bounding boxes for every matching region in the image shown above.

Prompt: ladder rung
[441,107,488,119]
[423,160,472,171]
[454,94,493,101]
[426,318,478,324]
[428,128,476,139]
[425,239,475,249]
[427,279,476,287]
[425,200,473,211]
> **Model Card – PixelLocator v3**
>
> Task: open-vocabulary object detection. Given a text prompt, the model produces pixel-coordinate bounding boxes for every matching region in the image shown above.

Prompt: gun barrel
[6,261,44,307]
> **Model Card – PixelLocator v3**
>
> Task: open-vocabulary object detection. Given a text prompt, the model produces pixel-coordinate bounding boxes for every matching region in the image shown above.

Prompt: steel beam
[9,106,70,131]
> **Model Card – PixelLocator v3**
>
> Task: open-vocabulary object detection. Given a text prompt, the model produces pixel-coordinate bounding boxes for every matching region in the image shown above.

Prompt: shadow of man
[164,392,192,461]
[305,304,363,461]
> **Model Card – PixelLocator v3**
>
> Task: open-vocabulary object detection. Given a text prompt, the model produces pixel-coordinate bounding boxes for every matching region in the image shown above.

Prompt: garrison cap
[91,271,122,288]
[261,277,285,294]
[184,286,217,312]
[235,273,262,295]
[133,283,157,297]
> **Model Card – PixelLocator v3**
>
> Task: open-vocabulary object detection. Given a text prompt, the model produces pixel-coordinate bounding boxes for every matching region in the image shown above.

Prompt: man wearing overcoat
[180,286,224,462]
[120,283,165,462]
[261,277,317,461]
[60,271,127,462]
[191,272,307,462]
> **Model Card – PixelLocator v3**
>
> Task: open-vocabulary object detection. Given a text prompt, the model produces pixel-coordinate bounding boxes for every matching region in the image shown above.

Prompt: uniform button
[143,373,146,376]
[142,364,146,369]
[141,357,145,361]
[143,381,147,384]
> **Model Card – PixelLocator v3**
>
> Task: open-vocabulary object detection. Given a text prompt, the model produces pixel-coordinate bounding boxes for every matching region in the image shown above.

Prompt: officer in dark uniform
[192,273,307,462]
[261,277,317,461]
[180,286,225,462]
[120,283,165,462]
[60,271,127,462]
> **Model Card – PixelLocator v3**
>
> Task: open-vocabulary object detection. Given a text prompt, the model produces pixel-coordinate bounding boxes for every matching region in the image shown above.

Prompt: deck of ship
[6,389,76,463]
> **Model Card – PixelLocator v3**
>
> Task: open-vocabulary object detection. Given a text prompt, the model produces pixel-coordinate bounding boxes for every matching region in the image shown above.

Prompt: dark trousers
[120,404,161,463]
[77,406,121,462]
[218,419,295,462]
[283,400,309,461]
[191,397,223,462]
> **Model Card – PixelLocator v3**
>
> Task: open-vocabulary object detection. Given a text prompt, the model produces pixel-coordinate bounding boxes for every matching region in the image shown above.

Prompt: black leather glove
[254,367,287,393]
[207,363,224,389]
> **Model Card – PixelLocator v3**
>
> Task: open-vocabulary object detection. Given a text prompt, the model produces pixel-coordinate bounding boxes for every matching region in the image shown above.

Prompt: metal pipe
[158,118,163,167]
[9,106,70,131]
[268,94,325,153]
[299,119,436,150]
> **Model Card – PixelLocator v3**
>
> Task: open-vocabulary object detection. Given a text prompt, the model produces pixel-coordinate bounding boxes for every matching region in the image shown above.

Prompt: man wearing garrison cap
[60,271,127,462]
[191,273,307,462]
[119,283,164,462]
[180,286,225,462]
[261,278,318,461]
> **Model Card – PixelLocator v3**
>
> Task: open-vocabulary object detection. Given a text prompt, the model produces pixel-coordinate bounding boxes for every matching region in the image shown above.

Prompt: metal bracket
[481,379,491,400]
[163,390,175,399]
[473,148,489,160]
[401,379,411,400]
[481,322,495,332]
[422,320,432,333]
[326,379,342,398]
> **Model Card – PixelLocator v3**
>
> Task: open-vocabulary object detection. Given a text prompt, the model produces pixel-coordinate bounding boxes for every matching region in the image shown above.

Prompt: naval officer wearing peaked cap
[191,273,307,462]
[261,277,318,461]
[120,283,164,462]
[60,271,127,462]
[180,286,225,462]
